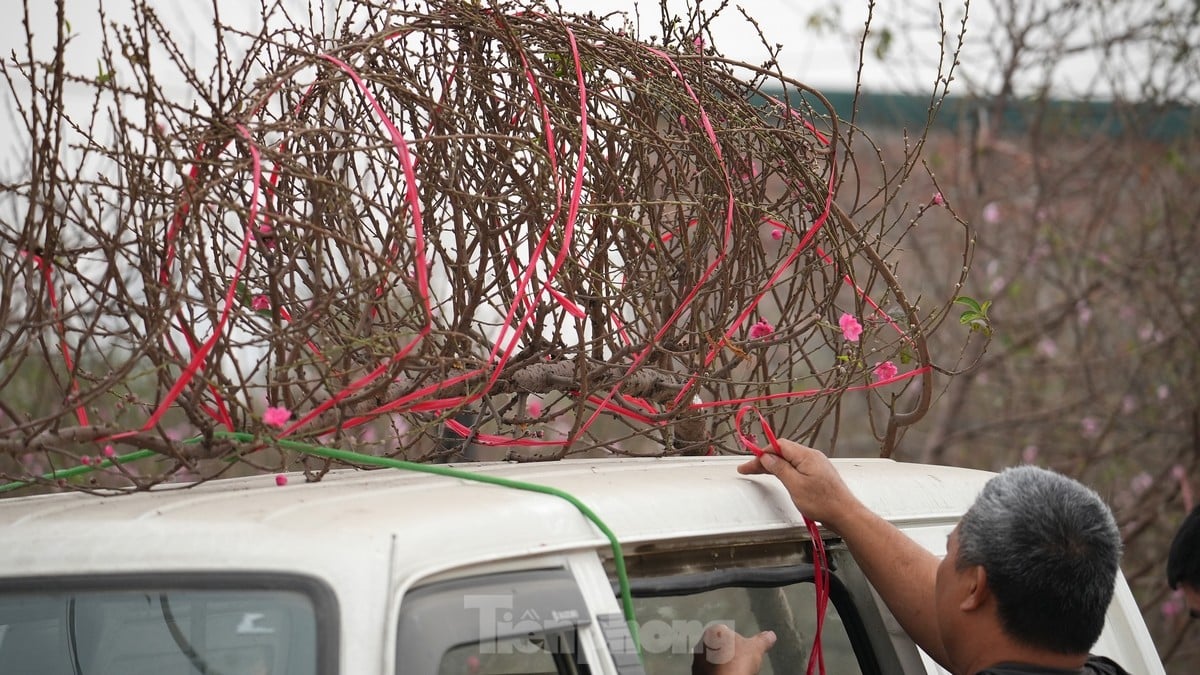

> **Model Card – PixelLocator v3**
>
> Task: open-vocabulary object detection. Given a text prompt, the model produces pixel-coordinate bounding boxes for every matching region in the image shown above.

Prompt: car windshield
[0,583,321,675]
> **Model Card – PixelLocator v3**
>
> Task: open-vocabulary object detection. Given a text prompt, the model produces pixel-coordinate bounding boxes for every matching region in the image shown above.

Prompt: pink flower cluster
[839,313,863,342]
[263,405,292,428]
[873,361,898,382]
[748,319,774,340]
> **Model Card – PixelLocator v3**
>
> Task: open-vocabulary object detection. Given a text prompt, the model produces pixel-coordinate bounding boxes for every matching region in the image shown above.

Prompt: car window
[632,580,865,675]
[0,578,329,675]
[397,568,591,675]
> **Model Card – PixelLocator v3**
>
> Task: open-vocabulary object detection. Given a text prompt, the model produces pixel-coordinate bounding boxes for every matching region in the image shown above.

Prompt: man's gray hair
[957,465,1122,654]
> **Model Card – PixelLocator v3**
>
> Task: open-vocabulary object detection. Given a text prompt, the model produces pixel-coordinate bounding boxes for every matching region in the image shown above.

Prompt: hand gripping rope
[736,405,829,675]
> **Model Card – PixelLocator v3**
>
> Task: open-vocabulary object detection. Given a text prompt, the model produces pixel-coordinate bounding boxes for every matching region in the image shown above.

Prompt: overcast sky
[555,0,964,92]
[3,0,1186,138]
[1,0,987,97]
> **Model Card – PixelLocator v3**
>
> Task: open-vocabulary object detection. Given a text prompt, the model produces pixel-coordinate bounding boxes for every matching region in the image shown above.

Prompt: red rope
[571,43,737,446]
[23,252,88,427]
[138,125,262,433]
[278,52,436,437]
[735,406,828,675]
[691,365,931,410]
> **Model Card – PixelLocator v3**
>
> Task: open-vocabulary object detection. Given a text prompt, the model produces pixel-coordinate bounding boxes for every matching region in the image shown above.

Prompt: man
[694,439,1130,675]
[1167,504,1200,617]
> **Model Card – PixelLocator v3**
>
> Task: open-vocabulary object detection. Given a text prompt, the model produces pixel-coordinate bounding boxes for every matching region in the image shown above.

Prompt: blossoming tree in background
[836,0,1200,668]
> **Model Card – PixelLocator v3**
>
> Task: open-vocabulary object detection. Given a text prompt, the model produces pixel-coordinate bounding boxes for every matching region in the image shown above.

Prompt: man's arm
[738,440,950,668]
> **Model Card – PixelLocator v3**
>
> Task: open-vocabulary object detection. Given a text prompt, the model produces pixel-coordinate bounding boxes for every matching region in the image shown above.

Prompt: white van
[0,456,1165,674]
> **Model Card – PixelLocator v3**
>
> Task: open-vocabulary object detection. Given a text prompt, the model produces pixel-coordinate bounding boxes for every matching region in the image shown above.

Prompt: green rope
[0,432,643,655]
[0,449,156,494]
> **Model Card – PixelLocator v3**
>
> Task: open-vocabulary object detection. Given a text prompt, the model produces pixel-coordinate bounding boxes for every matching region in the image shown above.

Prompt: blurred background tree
[812,0,1199,669]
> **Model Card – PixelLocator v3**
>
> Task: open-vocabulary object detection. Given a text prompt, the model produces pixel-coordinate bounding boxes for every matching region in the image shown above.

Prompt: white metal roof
[0,456,994,582]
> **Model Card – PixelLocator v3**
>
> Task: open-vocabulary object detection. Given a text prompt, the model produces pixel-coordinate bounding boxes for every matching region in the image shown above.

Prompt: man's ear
[960,564,990,612]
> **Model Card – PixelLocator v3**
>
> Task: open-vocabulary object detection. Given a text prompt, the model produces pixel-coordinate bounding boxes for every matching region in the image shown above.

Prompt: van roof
[0,456,994,583]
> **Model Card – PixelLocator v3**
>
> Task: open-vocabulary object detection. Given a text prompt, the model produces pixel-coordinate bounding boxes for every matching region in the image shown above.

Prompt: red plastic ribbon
[23,252,89,427]
[734,404,778,457]
[735,408,828,675]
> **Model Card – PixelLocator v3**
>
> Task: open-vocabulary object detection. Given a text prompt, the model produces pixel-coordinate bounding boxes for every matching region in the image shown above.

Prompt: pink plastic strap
[734,405,779,457]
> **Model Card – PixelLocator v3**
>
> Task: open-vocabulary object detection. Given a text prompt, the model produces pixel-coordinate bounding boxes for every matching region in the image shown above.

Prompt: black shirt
[976,655,1131,675]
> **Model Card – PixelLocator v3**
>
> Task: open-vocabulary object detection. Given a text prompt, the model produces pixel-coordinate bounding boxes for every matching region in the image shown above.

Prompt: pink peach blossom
[1036,337,1058,359]
[251,295,271,311]
[1130,472,1153,495]
[1080,416,1101,438]
[748,319,774,340]
[839,313,863,342]
[873,361,898,382]
[263,405,292,428]
[1076,301,1092,326]
[982,202,1001,224]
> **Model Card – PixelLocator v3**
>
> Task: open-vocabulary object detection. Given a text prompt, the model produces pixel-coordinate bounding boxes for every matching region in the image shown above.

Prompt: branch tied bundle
[1,0,963,491]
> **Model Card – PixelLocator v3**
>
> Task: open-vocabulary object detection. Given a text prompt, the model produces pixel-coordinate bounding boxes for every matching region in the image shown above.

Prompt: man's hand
[692,624,776,675]
[737,438,864,533]
[742,439,948,667]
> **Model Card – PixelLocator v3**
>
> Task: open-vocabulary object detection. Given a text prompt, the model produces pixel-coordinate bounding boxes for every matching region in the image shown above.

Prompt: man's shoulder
[1083,655,1132,675]
[976,655,1132,675]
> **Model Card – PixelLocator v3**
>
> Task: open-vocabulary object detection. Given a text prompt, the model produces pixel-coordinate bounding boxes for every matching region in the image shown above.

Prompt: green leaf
[959,310,982,325]
[96,59,113,84]
[236,281,253,307]
[954,295,982,313]
[545,52,570,78]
